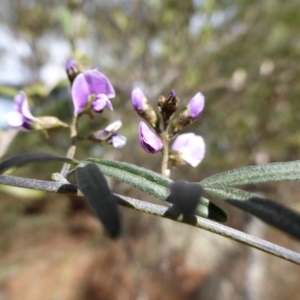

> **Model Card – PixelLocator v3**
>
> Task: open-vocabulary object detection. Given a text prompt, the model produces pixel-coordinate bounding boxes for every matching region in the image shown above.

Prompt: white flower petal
[105,120,122,132]
[112,134,127,148]
[5,111,23,127]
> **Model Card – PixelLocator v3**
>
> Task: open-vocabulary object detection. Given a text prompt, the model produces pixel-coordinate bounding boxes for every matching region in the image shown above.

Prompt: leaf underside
[204,186,300,240]
[76,162,121,238]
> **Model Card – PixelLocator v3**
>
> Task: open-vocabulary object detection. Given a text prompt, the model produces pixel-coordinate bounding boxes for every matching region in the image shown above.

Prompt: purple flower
[5,91,39,130]
[71,69,115,116]
[89,120,126,148]
[139,121,163,153]
[131,87,149,112]
[172,133,205,167]
[186,92,205,120]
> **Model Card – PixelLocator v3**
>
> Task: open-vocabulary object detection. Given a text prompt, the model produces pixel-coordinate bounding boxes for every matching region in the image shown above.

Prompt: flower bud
[66,59,83,85]
[139,121,162,153]
[131,88,149,112]
[131,88,159,130]
[172,92,205,134]
[158,90,179,122]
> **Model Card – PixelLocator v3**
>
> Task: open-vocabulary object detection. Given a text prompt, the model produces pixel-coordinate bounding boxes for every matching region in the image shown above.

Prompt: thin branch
[60,115,78,177]
[0,174,300,265]
[160,130,170,177]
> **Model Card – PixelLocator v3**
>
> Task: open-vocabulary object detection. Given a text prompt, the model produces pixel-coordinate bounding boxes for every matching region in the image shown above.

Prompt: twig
[160,130,170,177]
[60,115,78,177]
[0,174,300,265]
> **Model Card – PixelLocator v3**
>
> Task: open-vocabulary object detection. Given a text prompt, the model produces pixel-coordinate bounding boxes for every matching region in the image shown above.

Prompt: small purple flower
[71,69,115,116]
[139,121,163,153]
[89,120,126,148]
[131,87,149,112]
[5,91,39,130]
[186,92,205,120]
[172,133,205,167]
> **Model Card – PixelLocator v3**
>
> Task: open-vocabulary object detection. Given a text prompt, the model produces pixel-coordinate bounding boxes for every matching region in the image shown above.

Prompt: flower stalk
[60,114,79,177]
[159,128,170,177]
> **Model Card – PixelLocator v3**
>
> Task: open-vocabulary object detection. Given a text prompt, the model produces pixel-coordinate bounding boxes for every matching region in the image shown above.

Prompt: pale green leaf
[84,158,228,221]
[201,160,300,187]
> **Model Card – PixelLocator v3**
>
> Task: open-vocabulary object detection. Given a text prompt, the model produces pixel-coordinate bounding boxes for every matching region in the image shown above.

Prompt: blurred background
[1,0,300,299]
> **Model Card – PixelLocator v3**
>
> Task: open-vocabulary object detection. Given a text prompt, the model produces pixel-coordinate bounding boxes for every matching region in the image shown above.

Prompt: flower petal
[92,94,113,112]
[5,92,36,130]
[131,88,148,112]
[172,133,194,151]
[139,121,162,153]
[20,93,35,120]
[172,133,205,167]
[187,92,205,120]
[72,70,115,115]
[13,92,24,113]
[105,120,122,132]
[5,111,24,128]
[111,134,127,148]
[85,70,115,98]
[12,91,34,120]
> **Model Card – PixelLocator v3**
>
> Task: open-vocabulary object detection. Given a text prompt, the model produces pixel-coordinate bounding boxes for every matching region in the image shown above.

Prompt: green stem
[160,124,170,177]
[60,115,78,177]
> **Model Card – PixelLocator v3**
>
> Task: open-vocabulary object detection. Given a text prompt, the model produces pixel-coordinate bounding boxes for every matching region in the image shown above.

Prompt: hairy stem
[160,127,170,177]
[1,174,300,265]
[60,115,78,177]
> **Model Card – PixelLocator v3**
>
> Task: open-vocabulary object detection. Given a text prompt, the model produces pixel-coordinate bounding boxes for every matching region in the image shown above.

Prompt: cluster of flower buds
[5,60,126,149]
[158,90,179,123]
[131,88,205,168]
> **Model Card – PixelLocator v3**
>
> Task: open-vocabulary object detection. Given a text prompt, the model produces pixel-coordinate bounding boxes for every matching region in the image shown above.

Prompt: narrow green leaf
[84,158,228,222]
[0,152,79,173]
[201,160,300,187]
[85,158,172,200]
[76,163,121,238]
[204,186,300,240]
